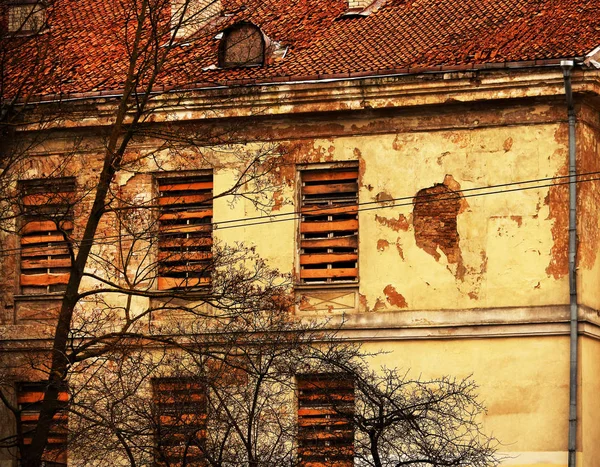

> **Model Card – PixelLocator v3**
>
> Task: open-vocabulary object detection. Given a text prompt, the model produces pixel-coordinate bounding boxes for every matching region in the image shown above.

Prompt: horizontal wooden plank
[297,430,353,441]
[159,181,212,192]
[23,436,68,445]
[301,205,357,216]
[301,219,358,234]
[159,414,207,426]
[21,220,73,235]
[22,193,73,206]
[303,183,358,196]
[159,238,213,249]
[302,170,358,183]
[21,412,68,423]
[301,236,358,249]
[159,224,212,235]
[159,194,212,206]
[21,233,68,245]
[297,407,340,417]
[298,446,354,456]
[300,268,357,279]
[18,391,69,404]
[300,461,353,467]
[298,417,351,427]
[297,378,354,390]
[20,273,70,286]
[159,264,211,274]
[158,277,210,290]
[300,253,357,266]
[299,393,355,405]
[21,258,72,269]
[159,210,212,221]
[158,251,212,262]
[21,245,70,257]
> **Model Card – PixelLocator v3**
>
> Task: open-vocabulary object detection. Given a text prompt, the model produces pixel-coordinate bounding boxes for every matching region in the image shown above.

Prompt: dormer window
[219,22,264,68]
[7,1,46,34]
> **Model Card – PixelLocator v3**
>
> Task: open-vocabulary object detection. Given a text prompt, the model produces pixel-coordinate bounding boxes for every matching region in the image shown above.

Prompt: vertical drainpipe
[560,59,578,467]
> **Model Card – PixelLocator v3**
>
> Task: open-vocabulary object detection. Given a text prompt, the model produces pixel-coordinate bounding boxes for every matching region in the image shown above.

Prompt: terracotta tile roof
[3,0,600,97]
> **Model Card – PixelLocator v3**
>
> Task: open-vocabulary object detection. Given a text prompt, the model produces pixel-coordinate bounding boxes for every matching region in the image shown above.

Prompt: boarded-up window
[297,374,354,467]
[153,379,207,467]
[157,175,213,290]
[18,383,69,466]
[219,22,264,67]
[300,167,359,283]
[7,2,45,34]
[19,178,75,295]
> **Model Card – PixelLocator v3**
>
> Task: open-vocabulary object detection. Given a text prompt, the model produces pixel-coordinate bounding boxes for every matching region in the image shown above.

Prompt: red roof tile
[3,0,599,98]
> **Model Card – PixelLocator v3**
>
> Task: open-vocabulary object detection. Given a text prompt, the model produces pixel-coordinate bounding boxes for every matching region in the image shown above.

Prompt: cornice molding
[14,67,600,132]
[2,304,600,350]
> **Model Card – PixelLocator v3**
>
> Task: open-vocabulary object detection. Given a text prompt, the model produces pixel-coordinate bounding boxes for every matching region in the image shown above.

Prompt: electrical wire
[0,170,598,258]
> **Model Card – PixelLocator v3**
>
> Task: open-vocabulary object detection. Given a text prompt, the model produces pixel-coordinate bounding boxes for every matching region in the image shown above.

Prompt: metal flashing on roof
[584,45,600,69]
[338,0,387,18]
[338,8,369,19]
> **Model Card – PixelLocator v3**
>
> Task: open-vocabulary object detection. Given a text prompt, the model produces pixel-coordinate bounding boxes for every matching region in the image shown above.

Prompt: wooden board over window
[153,378,207,467]
[18,382,69,466]
[19,178,75,295]
[297,374,354,467]
[157,175,213,290]
[300,168,359,284]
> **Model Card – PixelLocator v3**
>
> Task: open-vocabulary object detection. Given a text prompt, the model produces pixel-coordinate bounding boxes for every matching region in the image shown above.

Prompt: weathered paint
[2,70,600,467]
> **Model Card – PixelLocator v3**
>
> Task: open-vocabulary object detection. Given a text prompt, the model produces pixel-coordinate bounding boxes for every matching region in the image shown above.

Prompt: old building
[1,0,599,466]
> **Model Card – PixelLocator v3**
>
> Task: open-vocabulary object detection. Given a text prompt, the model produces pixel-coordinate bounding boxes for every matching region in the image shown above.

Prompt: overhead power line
[0,170,598,258]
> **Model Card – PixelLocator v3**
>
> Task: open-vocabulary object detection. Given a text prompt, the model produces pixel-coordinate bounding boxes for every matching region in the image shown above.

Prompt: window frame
[17,382,69,467]
[18,177,75,296]
[152,377,207,467]
[296,373,355,467]
[155,171,214,291]
[218,21,266,68]
[6,0,47,35]
[297,163,359,286]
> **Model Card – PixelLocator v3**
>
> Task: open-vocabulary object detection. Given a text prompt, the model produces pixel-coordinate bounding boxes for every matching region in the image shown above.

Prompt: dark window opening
[219,22,265,68]
[7,1,46,34]
[153,378,207,467]
[19,178,75,295]
[157,174,213,290]
[299,167,359,284]
[297,374,354,466]
[18,382,69,466]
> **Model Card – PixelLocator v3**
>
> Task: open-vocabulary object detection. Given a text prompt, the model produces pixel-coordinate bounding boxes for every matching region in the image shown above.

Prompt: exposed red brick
[545,125,569,279]
[413,180,466,280]
[395,239,405,260]
[383,285,408,308]
[373,298,386,312]
[377,239,390,251]
[375,214,409,232]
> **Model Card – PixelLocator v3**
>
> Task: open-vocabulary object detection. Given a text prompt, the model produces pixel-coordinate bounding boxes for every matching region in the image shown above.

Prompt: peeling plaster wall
[3,81,599,466]
[4,100,577,322]
[577,105,600,312]
[361,337,570,458]
[580,336,600,467]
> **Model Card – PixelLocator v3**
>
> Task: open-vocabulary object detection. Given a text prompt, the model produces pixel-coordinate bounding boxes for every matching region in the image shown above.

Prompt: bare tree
[0,0,294,464]
[1,2,502,467]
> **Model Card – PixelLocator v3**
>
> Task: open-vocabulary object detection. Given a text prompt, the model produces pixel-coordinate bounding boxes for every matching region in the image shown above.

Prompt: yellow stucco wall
[361,336,570,466]
[580,336,600,467]
[211,106,571,313]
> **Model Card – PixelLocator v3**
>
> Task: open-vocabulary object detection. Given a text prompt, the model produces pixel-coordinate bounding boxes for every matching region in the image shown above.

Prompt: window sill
[294,282,358,291]
[14,293,64,302]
